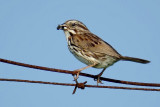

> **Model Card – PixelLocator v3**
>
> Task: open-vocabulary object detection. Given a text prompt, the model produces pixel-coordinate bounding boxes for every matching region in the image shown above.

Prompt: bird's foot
[94,75,103,85]
[72,70,81,82]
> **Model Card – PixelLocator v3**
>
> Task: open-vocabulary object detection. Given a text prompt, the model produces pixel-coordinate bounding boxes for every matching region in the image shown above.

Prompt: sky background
[0,0,160,107]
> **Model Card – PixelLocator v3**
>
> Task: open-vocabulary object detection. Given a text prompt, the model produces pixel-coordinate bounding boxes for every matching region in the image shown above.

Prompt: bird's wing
[72,32,121,58]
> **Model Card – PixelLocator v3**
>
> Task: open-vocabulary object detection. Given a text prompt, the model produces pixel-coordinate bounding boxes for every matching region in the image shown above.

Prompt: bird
[57,20,150,84]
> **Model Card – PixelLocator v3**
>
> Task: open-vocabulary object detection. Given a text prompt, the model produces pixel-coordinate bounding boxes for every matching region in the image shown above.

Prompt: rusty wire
[1,78,160,92]
[0,58,160,87]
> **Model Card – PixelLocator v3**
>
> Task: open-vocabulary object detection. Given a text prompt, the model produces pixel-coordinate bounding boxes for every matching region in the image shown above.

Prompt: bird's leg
[73,63,96,81]
[95,67,107,85]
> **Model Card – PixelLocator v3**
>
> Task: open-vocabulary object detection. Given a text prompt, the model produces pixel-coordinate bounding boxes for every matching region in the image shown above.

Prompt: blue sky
[0,0,160,107]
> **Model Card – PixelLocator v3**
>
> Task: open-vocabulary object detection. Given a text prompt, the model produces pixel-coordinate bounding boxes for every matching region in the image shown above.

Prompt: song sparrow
[57,20,150,84]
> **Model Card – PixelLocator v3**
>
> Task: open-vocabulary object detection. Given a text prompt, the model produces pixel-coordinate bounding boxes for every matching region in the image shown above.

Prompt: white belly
[94,55,118,68]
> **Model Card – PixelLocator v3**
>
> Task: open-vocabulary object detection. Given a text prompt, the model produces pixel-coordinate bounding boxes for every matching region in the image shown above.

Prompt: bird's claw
[94,75,103,85]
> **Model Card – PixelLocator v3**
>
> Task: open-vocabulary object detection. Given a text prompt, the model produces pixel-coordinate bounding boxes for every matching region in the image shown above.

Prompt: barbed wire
[1,78,160,92]
[0,58,160,94]
[0,58,160,87]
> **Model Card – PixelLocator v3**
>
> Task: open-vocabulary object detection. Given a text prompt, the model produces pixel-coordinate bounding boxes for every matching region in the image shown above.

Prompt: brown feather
[72,32,121,58]
[120,56,150,64]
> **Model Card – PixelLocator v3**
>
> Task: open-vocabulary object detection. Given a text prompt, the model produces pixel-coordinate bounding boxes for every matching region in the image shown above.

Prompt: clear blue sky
[0,0,160,107]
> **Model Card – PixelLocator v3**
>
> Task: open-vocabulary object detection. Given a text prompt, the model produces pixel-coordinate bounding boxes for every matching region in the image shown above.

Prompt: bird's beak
[57,24,67,30]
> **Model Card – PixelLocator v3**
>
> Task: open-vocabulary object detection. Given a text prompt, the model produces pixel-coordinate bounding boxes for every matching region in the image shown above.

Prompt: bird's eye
[72,23,76,26]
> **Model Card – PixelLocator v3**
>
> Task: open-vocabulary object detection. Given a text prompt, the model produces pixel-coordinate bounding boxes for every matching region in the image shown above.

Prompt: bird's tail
[120,56,150,64]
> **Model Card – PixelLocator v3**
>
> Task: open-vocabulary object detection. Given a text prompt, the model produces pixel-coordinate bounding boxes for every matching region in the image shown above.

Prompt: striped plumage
[57,20,150,84]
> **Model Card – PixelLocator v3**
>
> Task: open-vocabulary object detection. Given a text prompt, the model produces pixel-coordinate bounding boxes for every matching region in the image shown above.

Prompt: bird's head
[57,20,89,34]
